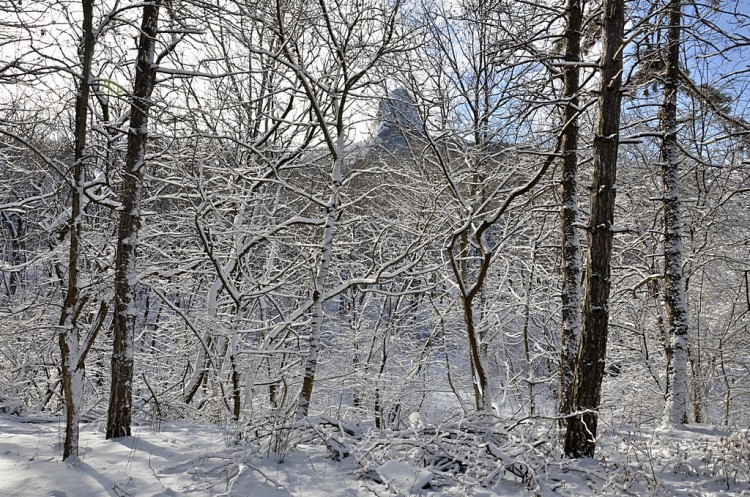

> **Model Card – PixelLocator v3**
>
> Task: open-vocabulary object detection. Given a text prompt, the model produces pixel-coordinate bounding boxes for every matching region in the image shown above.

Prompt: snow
[1,415,749,497]
[376,460,432,495]
[0,416,365,497]
[408,411,427,432]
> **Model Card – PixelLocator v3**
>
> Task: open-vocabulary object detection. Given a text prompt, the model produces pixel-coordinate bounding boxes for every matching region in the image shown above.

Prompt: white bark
[296,132,344,419]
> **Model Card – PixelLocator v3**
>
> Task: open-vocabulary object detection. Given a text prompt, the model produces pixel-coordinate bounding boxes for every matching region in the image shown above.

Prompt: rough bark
[58,0,95,463]
[564,0,625,458]
[661,0,690,426]
[559,0,583,423]
[107,0,161,439]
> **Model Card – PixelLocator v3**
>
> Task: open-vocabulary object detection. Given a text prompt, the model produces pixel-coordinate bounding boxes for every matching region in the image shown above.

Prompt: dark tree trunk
[58,0,95,463]
[107,0,161,439]
[558,0,583,423]
[564,0,625,458]
[462,293,492,412]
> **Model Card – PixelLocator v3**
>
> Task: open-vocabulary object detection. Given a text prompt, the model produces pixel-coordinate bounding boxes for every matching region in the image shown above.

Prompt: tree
[659,0,690,426]
[56,0,102,462]
[107,0,165,439]
[564,0,626,458]
[244,0,408,419]
[2,0,750,472]
[405,0,577,414]
[558,0,584,422]
[616,0,750,427]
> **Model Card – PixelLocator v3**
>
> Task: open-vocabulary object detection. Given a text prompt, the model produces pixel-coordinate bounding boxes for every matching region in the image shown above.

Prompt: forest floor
[1,413,748,496]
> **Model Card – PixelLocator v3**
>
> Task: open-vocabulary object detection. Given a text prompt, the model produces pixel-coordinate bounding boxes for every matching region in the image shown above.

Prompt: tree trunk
[661,0,690,426]
[558,0,583,424]
[107,0,161,439]
[295,146,342,418]
[59,335,84,462]
[453,230,489,412]
[460,291,493,412]
[58,0,95,463]
[229,323,242,420]
[564,0,625,458]
[523,242,538,416]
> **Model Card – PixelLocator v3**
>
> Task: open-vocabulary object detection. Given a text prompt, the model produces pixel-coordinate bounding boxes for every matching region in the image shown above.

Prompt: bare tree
[57,0,101,462]
[659,0,690,426]
[558,0,584,423]
[402,0,576,414]
[564,0,626,458]
[107,0,165,439]
[246,0,407,419]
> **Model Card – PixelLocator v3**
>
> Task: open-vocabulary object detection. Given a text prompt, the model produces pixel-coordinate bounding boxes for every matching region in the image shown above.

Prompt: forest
[1,0,749,495]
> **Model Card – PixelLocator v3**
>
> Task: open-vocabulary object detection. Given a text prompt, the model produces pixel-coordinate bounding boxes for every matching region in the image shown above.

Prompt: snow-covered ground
[1,414,748,496]
[0,415,369,497]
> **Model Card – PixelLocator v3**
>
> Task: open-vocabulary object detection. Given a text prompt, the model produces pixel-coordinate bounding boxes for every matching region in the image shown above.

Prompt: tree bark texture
[59,0,95,462]
[462,292,492,412]
[564,0,625,458]
[661,0,690,426]
[559,0,583,423]
[107,0,161,439]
